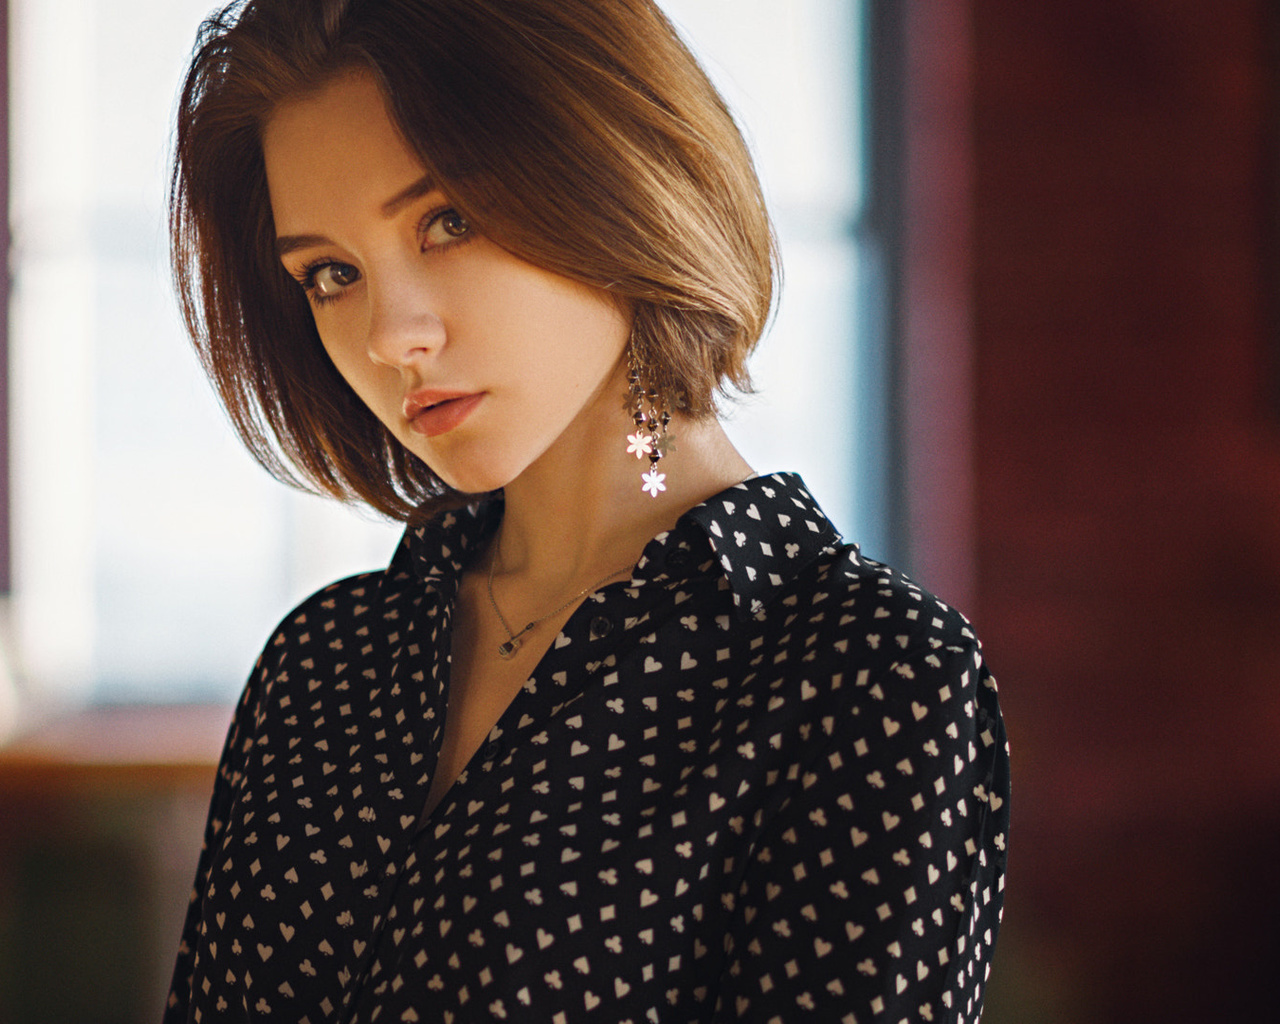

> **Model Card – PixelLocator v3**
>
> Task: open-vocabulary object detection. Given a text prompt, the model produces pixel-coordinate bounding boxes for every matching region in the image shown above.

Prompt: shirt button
[481,738,503,761]
[589,615,614,640]
[667,548,692,570]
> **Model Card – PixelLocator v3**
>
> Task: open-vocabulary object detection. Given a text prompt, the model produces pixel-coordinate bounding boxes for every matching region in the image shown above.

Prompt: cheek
[467,251,628,348]
[515,286,630,375]
[318,330,356,386]
[317,325,384,406]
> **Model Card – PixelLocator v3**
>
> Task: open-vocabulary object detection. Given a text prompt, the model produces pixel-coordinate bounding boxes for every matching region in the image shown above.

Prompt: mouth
[403,389,485,438]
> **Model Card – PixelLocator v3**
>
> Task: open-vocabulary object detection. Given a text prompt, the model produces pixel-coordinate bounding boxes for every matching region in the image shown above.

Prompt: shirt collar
[634,472,844,618]
[395,472,843,618]
[394,499,501,595]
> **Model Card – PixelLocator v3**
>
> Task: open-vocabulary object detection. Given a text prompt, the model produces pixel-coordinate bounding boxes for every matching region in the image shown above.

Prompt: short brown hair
[172,0,777,522]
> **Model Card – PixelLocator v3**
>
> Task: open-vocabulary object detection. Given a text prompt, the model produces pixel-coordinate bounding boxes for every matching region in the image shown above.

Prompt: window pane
[659,0,872,541]
[8,0,872,706]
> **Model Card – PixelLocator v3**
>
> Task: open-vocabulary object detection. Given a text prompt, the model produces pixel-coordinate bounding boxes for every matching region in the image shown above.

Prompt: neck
[491,411,752,585]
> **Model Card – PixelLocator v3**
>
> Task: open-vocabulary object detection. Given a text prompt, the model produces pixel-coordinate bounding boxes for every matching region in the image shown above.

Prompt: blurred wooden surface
[0,703,226,790]
[0,704,225,1023]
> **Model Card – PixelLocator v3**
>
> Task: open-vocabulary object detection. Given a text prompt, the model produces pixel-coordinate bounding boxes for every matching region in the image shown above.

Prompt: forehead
[262,70,428,232]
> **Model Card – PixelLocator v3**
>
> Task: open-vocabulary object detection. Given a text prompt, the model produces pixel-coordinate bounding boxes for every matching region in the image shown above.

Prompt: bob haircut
[172,0,777,523]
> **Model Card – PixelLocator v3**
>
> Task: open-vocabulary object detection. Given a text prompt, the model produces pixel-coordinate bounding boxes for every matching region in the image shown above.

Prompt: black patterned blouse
[165,473,1010,1023]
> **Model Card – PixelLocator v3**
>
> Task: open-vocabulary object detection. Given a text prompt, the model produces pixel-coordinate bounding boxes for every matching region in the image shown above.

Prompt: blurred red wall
[958,1,1280,1020]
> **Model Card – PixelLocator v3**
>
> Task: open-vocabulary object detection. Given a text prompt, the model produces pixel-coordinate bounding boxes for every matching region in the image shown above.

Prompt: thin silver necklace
[486,554,633,659]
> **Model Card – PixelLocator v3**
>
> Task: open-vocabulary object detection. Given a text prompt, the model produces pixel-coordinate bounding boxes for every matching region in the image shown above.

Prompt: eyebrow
[275,174,439,257]
[380,173,438,216]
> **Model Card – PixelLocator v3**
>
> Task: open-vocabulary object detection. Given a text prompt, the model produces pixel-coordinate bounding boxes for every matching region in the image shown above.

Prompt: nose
[363,264,446,370]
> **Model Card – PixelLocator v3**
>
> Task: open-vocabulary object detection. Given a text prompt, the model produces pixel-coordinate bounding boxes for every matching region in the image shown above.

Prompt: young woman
[165,1,1010,1021]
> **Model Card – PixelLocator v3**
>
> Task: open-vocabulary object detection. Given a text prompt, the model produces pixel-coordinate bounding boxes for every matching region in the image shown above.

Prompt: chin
[412,429,564,498]
[423,452,527,498]
[428,467,505,498]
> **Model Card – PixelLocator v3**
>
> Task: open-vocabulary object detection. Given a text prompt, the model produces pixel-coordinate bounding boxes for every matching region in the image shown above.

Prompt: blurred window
[6,0,878,705]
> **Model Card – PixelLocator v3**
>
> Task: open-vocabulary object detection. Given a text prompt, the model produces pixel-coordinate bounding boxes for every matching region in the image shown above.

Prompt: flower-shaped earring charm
[627,433,654,459]
[641,467,667,497]
[625,346,673,497]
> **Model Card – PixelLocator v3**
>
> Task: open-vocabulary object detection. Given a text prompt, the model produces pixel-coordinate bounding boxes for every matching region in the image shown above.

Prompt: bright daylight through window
[3,0,873,712]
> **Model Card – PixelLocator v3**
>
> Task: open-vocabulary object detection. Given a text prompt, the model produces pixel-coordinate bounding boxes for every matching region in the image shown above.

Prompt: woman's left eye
[422,208,472,249]
[296,259,361,305]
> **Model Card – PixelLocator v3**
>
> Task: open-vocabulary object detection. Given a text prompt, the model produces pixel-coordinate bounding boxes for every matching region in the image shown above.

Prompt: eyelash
[293,206,474,307]
[296,258,355,307]
[419,205,474,252]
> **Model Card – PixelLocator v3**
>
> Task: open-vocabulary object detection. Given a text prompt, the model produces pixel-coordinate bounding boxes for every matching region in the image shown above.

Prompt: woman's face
[262,70,631,495]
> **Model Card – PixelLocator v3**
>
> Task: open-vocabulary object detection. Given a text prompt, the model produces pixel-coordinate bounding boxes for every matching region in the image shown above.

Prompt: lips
[403,389,484,438]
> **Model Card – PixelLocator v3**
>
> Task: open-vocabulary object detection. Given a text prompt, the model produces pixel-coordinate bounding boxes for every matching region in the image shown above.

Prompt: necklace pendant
[497,637,521,659]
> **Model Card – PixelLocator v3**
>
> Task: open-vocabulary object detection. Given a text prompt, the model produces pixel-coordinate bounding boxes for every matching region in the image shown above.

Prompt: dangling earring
[625,343,672,497]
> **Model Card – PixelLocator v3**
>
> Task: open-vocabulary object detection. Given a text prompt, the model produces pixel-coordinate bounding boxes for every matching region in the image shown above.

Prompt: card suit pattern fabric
[166,473,1010,1023]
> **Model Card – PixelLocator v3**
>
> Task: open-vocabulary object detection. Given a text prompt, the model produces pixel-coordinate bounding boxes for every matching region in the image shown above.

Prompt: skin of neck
[487,358,753,591]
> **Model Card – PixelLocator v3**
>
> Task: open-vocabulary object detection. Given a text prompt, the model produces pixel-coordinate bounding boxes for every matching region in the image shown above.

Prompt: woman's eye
[422,209,471,248]
[309,261,360,298]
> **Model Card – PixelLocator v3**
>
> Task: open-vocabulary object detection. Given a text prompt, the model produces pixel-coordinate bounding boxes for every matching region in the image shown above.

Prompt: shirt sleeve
[711,635,1010,1024]
[162,657,264,1023]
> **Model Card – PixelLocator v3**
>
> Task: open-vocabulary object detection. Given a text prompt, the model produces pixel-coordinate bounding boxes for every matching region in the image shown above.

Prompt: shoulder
[761,541,1003,772]
[212,550,442,787]
[716,547,1010,1024]
[787,541,984,679]
[237,534,438,714]
[255,567,401,672]
[687,473,976,661]
[685,471,994,732]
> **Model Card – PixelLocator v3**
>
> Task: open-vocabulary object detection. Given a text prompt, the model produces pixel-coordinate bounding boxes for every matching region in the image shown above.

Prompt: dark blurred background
[957,1,1280,1020]
[3,1,1280,1021]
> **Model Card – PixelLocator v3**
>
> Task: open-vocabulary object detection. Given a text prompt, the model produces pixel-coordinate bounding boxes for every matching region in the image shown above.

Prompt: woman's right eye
[303,260,361,302]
